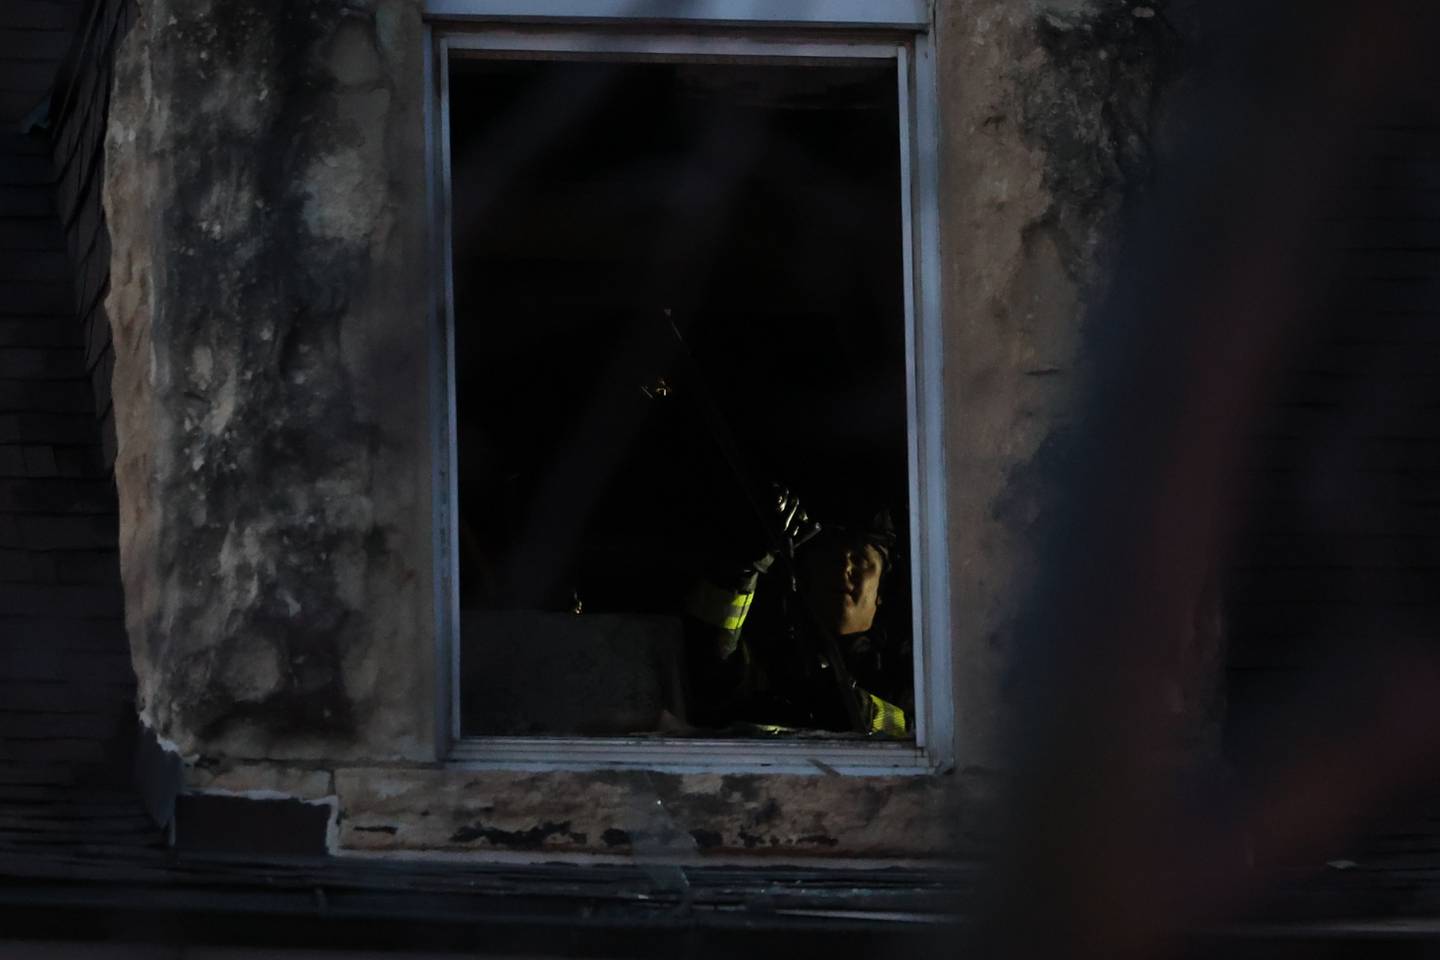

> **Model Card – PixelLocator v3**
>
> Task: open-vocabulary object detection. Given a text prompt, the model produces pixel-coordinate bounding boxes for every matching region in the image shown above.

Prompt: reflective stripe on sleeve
[866,693,908,736]
[687,581,756,633]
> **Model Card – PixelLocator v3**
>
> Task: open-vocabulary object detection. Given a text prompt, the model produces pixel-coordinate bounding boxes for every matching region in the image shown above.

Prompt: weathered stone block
[335,766,969,859]
[185,760,333,801]
[106,0,432,760]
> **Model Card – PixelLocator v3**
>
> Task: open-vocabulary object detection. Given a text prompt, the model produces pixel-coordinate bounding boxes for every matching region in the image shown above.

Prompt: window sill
[447,735,939,776]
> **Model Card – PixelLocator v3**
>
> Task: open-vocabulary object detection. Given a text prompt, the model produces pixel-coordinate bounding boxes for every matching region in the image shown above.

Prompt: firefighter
[684,492,911,737]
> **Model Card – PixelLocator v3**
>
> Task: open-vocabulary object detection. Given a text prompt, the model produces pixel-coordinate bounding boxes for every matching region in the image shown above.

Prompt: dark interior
[448,56,908,735]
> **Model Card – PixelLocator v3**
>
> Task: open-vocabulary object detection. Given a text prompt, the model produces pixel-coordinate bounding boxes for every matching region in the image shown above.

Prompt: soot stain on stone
[854,786,887,825]
[1021,2,1179,281]
[135,0,396,748]
[353,824,398,834]
[449,820,587,848]
[749,798,782,826]
[719,775,761,803]
[601,828,631,847]
[689,829,723,849]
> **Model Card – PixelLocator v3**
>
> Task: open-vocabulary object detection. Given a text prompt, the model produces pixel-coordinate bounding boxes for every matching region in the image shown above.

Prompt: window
[427,3,950,774]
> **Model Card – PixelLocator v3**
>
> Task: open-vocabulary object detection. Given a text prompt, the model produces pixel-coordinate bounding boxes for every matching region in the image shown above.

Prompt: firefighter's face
[800,538,884,636]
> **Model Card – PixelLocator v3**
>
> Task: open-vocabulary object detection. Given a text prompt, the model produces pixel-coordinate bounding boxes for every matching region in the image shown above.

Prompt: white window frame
[425,1,951,776]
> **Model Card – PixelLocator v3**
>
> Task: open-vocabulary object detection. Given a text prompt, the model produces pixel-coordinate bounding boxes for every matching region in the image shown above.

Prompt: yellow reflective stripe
[866,693,907,736]
[724,590,754,631]
[687,581,756,632]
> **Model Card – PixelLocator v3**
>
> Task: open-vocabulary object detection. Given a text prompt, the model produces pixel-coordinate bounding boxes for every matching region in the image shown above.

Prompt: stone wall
[938,0,1181,768]
[104,0,435,763]
[102,0,1198,858]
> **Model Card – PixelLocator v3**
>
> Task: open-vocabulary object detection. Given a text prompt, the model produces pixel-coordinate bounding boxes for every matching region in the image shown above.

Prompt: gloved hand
[751,484,821,574]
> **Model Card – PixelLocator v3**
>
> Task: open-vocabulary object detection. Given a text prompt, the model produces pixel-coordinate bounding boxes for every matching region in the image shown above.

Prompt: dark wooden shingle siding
[0,0,155,851]
[48,0,131,472]
[0,127,133,799]
[0,1,84,126]
[1226,121,1440,768]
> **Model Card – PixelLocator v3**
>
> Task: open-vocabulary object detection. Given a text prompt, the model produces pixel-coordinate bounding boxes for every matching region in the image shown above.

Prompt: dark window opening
[449,57,911,739]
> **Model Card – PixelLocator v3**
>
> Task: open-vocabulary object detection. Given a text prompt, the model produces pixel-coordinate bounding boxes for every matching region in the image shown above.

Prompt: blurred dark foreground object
[975,1,1440,957]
